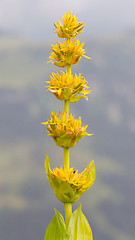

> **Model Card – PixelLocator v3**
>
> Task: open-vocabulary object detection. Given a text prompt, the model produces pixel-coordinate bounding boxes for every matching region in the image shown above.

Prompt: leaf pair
[44,205,93,240]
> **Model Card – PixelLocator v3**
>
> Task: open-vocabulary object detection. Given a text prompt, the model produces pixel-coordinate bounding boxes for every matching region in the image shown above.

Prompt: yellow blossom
[45,155,96,203]
[46,71,91,102]
[48,39,91,68]
[41,112,92,148]
[54,12,85,39]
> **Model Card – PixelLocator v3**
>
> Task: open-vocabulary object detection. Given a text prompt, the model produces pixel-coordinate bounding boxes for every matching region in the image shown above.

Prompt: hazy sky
[0,0,135,38]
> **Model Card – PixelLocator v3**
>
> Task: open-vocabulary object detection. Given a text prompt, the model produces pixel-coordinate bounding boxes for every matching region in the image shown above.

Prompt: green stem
[64,64,71,117]
[67,63,71,77]
[64,203,72,228]
[63,63,72,228]
[64,100,69,117]
[63,147,69,169]
[63,146,72,227]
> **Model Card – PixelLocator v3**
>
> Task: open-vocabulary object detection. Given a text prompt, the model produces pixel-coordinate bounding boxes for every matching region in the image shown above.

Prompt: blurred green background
[0,1,135,240]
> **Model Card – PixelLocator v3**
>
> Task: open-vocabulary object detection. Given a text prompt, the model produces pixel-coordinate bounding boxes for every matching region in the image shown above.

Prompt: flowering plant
[42,12,96,240]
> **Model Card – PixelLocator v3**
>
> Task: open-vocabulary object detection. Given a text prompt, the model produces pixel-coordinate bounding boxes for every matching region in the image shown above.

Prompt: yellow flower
[48,39,91,68]
[46,71,91,102]
[54,12,85,38]
[41,112,92,148]
[45,155,96,203]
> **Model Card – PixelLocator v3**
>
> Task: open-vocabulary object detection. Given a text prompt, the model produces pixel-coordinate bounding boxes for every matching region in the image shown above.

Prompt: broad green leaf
[44,209,66,240]
[64,205,93,240]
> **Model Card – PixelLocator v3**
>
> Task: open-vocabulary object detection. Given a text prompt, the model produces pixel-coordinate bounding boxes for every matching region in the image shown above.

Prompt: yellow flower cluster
[45,155,96,203]
[52,164,95,192]
[48,39,90,68]
[46,71,91,102]
[42,112,92,148]
[54,12,85,39]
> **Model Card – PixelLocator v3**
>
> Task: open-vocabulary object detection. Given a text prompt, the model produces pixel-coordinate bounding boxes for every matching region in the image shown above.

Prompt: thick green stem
[63,63,72,228]
[63,146,72,227]
[64,203,72,228]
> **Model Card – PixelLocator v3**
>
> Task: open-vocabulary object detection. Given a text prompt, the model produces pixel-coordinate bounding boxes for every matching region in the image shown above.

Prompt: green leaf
[70,96,85,103]
[64,205,93,240]
[45,155,81,203]
[44,209,66,240]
